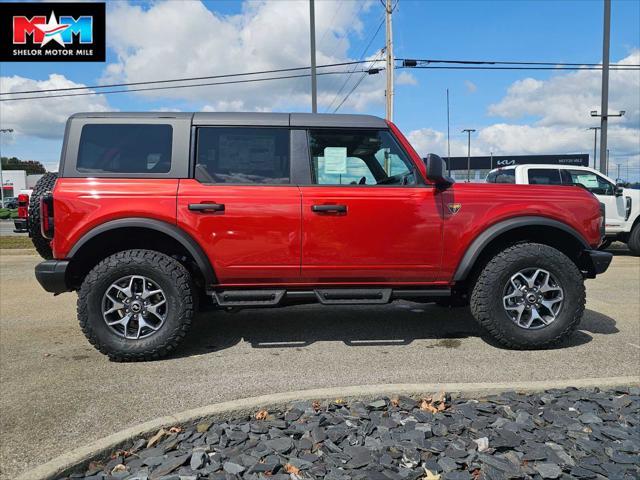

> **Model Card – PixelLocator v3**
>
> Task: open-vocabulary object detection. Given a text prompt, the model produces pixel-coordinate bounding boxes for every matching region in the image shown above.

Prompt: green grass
[0,236,34,249]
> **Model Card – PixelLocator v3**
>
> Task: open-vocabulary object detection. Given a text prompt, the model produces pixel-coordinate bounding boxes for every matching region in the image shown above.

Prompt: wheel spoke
[502,267,564,330]
[102,275,167,340]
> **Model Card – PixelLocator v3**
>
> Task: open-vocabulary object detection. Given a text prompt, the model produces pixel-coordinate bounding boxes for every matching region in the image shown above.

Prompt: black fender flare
[67,218,217,285]
[453,216,590,281]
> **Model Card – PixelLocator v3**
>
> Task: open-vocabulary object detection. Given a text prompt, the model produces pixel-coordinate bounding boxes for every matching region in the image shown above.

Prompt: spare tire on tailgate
[28,172,58,259]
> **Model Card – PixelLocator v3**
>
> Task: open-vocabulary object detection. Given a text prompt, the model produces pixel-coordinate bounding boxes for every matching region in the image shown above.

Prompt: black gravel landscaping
[58,387,639,480]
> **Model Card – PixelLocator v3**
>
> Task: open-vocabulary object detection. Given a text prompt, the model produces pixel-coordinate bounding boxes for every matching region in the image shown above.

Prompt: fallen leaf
[312,400,321,412]
[169,426,182,434]
[284,463,300,475]
[390,397,400,408]
[111,464,126,474]
[255,409,268,420]
[146,428,167,448]
[196,421,211,433]
[419,399,438,413]
[423,468,441,480]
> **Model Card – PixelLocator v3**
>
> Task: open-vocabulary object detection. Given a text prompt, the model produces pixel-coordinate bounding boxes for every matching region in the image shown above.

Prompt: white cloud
[0,74,110,139]
[407,51,640,180]
[396,72,418,86]
[102,0,385,112]
[464,80,477,93]
[488,50,640,128]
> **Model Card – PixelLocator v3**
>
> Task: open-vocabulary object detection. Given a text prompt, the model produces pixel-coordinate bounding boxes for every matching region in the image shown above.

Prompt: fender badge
[447,203,462,215]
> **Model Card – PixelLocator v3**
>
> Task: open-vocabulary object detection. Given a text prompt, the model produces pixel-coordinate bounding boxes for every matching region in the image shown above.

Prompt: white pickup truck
[486,164,640,255]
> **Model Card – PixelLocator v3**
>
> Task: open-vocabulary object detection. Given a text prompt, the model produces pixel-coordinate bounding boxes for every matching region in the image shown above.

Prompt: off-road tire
[78,249,194,361]
[28,172,58,259]
[470,242,585,349]
[628,224,640,256]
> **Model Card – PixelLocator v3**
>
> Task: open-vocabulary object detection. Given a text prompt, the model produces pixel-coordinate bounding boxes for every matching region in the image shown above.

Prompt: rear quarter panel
[51,178,179,258]
[440,183,602,281]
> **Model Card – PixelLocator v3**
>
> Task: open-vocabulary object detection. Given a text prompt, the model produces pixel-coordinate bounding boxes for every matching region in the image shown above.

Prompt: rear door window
[486,169,515,183]
[527,169,561,185]
[195,127,290,184]
[77,124,173,174]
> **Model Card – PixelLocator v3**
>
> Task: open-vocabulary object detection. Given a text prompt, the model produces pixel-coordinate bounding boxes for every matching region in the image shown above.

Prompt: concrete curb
[19,376,639,480]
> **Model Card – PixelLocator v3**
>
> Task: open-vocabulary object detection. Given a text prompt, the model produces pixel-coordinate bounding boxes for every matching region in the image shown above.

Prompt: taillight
[40,194,54,239]
[17,193,29,219]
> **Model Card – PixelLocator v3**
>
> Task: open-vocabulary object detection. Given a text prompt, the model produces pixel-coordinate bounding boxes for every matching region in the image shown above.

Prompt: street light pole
[0,128,15,206]
[587,127,600,169]
[309,0,317,113]
[598,0,611,174]
[590,110,624,172]
[462,129,476,182]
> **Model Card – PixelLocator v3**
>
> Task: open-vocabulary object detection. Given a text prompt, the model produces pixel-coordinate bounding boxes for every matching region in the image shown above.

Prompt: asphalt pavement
[0,220,24,236]
[0,249,639,479]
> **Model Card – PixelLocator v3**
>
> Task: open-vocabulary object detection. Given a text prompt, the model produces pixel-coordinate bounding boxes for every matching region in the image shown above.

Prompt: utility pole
[0,128,14,206]
[598,0,611,174]
[462,129,476,182]
[606,149,610,176]
[587,127,600,169]
[384,0,394,121]
[446,88,451,175]
[309,0,317,113]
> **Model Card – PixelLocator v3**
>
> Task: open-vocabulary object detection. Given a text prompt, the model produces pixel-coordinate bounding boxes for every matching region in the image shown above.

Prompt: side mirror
[614,185,624,196]
[424,153,453,187]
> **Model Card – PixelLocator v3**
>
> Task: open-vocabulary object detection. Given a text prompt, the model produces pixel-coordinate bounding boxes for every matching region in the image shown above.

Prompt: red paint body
[49,123,603,287]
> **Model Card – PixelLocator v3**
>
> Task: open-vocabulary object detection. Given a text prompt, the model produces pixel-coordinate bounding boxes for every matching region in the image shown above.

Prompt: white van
[486,164,639,255]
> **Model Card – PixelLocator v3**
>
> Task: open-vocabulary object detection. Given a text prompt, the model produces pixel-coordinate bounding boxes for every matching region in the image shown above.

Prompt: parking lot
[0,248,639,479]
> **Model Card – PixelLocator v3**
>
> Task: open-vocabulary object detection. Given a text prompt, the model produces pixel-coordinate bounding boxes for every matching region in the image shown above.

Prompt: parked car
[2,197,18,209]
[31,112,610,361]
[486,164,640,254]
[12,190,32,233]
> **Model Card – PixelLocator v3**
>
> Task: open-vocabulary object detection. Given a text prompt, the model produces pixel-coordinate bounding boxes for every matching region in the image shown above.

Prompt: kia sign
[442,154,589,171]
[0,2,105,62]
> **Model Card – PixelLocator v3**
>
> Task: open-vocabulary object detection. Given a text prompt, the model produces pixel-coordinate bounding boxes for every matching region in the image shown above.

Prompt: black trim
[67,218,217,286]
[453,216,591,281]
[290,129,311,184]
[35,260,70,294]
[13,218,27,233]
[582,249,612,275]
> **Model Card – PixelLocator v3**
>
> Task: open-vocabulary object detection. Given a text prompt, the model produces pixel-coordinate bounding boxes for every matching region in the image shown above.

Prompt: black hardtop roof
[69,112,388,128]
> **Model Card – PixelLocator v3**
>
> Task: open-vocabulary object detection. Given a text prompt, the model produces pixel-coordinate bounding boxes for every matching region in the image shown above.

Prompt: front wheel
[470,243,585,349]
[78,249,194,361]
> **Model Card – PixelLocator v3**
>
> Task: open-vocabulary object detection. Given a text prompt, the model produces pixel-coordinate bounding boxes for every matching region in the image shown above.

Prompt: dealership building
[442,154,589,182]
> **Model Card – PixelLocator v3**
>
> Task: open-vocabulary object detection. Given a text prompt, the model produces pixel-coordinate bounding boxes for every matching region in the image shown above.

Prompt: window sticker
[323,147,348,174]
[575,174,599,188]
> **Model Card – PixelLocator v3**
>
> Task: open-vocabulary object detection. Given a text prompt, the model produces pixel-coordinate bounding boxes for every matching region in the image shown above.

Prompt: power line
[326,16,385,112]
[402,58,640,67]
[0,60,379,96]
[1,70,380,102]
[3,56,638,97]
[403,65,639,71]
[334,50,385,113]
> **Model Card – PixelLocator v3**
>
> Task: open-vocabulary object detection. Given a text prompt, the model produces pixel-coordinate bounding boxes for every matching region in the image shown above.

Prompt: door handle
[312,204,347,213]
[188,203,225,213]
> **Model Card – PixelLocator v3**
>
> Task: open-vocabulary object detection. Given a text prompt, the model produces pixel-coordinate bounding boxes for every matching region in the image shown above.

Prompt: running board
[212,287,450,307]
[213,289,285,307]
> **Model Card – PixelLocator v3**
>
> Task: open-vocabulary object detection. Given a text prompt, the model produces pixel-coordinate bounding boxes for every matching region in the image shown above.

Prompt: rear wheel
[470,242,584,349]
[28,172,58,259]
[78,249,194,361]
[628,224,640,256]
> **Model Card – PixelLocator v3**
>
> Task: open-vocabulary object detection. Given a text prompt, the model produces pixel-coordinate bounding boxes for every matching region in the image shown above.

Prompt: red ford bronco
[32,112,611,361]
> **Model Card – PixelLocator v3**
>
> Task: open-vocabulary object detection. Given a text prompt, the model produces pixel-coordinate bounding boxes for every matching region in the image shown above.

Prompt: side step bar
[212,287,450,307]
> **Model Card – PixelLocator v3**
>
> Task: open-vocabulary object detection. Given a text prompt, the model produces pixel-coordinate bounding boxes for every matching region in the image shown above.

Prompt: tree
[1,156,47,174]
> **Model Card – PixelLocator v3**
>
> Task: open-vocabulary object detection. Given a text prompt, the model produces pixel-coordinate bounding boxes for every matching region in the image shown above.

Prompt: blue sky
[1,0,639,179]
